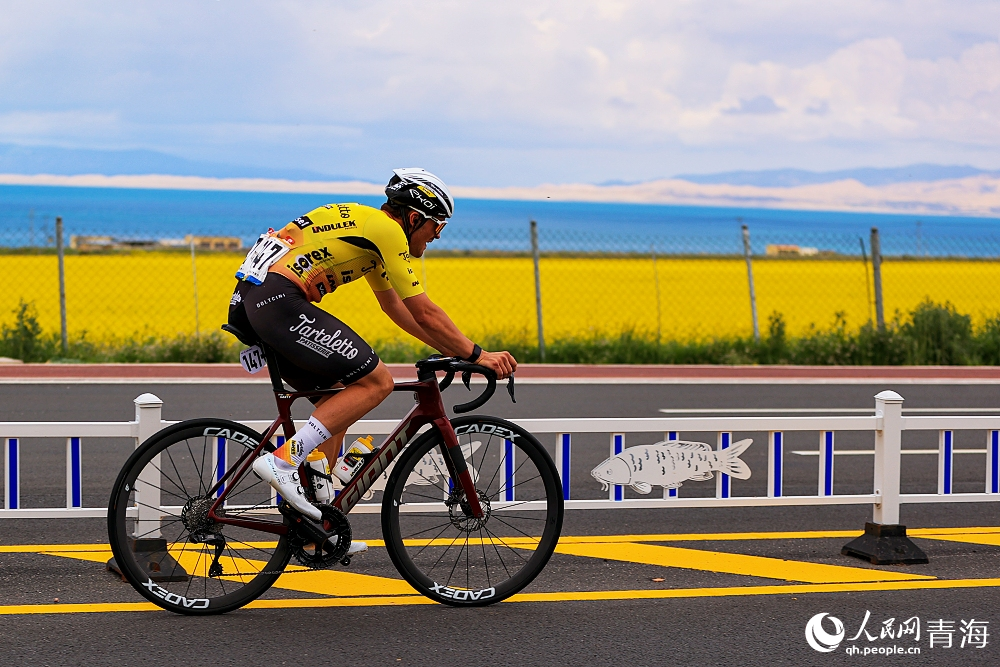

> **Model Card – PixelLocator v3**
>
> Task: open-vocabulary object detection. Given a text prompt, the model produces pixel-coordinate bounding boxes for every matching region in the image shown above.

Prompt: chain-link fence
[2,218,1000,355]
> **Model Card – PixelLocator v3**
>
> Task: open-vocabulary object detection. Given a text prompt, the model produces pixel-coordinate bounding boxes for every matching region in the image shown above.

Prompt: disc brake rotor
[447,489,492,532]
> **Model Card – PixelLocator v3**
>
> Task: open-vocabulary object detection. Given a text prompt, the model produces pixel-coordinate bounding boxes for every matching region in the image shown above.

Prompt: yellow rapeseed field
[3,251,999,344]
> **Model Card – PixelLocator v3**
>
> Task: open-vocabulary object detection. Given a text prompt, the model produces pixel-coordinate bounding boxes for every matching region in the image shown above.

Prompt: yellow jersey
[261,203,424,303]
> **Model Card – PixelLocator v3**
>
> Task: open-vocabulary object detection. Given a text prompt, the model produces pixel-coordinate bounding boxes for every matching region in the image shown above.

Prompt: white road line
[660,407,1000,414]
[3,378,1000,386]
[792,449,987,456]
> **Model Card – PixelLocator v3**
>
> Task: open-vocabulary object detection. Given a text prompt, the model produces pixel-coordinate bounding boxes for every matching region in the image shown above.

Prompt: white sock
[273,416,332,469]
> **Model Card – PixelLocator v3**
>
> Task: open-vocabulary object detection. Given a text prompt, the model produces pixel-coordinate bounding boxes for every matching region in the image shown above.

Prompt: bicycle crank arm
[278,502,336,546]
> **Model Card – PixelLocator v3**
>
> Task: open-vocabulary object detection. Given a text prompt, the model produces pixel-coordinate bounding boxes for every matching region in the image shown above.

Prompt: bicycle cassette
[290,504,352,568]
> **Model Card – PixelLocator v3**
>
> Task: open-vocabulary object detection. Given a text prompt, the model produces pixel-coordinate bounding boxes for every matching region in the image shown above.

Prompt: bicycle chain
[180,502,356,577]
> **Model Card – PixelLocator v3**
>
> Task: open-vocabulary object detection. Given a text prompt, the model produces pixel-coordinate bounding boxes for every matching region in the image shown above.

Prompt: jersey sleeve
[363,215,425,298]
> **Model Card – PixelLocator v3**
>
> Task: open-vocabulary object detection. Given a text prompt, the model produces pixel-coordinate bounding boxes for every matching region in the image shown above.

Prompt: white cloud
[0,111,121,143]
[0,1,998,183]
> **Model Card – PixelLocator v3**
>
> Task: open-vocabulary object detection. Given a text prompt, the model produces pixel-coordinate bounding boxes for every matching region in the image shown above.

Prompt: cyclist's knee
[356,362,394,399]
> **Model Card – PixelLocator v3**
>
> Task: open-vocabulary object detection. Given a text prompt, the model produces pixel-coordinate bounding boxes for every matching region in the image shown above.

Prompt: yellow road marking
[909,527,1000,536]
[40,550,113,564]
[47,540,927,591]
[2,544,119,553]
[13,525,996,614]
[5,578,1000,615]
[507,577,1000,602]
[10,526,1000,554]
[913,533,1000,547]
[42,550,418,597]
[268,570,417,596]
[554,543,933,583]
[0,602,162,615]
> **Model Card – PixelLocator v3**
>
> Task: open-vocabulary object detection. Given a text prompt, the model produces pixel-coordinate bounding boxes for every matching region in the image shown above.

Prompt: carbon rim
[108,419,292,614]
[382,416,563,605]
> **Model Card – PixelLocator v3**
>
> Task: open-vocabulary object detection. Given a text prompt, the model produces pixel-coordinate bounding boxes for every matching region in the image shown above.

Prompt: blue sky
[1,1,999,186]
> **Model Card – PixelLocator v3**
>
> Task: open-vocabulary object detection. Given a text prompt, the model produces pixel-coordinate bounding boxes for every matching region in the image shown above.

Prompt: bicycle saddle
[221,323,259,347]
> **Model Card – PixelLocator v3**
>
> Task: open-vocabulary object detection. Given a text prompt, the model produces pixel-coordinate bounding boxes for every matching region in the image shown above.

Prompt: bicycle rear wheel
[381,415,563,606]
[108,418,292,615]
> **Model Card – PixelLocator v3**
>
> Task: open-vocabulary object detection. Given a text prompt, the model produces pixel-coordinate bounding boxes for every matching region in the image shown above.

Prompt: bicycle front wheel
[108,418,292,615]
[381,415,563,606]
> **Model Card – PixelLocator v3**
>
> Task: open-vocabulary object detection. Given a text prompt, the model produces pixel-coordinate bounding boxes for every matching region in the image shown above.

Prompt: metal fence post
[55,216,68,353]
[859,237,873,325]
[741,224,760,341]
[651,243,662,344]
[870,227,885,330]
[134,393,164,539]
[190,237,200,338]
[530,220,545,361]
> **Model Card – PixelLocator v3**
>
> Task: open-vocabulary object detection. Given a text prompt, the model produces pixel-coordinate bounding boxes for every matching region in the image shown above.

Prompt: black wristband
[465,344,482,363]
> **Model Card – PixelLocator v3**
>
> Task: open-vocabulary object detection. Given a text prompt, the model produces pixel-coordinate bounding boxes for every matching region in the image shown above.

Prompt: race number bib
[235,234,291,285]
[239,345,267,374]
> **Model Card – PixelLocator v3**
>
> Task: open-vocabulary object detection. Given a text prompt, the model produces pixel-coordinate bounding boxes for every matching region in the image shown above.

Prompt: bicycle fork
[434,417,485,519]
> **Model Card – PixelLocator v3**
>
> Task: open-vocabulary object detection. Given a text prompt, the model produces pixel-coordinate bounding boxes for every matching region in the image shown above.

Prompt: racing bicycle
[107,324,563,614]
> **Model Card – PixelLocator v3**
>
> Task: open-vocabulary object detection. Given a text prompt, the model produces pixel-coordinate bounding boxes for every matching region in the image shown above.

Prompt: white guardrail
[3,390,1000,520]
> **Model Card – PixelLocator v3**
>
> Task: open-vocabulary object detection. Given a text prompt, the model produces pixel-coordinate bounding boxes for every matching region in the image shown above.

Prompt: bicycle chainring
[290,504,352,568]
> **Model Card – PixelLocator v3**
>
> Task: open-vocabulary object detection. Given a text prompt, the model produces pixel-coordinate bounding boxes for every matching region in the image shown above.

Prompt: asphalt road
[2,381,1000,666]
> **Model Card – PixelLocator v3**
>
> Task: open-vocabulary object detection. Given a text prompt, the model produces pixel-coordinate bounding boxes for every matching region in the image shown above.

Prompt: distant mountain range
[0,143,358,182]
[1,143,997,188]
[671,164,1000,187]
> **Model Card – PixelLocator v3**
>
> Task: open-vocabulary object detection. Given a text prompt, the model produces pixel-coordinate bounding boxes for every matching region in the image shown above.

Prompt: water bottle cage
[305,466,333,482]
[339,451,379,483]
[349,452,378,466]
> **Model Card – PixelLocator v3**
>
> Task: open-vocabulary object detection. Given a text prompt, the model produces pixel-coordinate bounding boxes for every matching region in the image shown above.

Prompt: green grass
[4,299,1000,365]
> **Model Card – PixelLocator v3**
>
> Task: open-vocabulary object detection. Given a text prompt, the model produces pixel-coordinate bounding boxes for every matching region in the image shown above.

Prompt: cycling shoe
[252,452,322,521]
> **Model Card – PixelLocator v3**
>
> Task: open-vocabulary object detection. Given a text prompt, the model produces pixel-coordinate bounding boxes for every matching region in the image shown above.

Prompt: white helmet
[385,168,455,220]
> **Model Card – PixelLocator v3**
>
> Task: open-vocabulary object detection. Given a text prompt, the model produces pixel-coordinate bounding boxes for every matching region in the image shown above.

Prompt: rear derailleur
[190,531,227,578]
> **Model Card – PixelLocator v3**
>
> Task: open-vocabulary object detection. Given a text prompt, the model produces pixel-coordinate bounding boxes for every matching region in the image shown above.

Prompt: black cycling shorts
[228,274,379,393]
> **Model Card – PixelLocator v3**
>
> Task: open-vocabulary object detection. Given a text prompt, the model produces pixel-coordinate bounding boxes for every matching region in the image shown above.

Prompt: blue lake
[1,184,999,255]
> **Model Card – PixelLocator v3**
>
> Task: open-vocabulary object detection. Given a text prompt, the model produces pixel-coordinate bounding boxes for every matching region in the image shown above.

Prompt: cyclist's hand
[476,350,516,379]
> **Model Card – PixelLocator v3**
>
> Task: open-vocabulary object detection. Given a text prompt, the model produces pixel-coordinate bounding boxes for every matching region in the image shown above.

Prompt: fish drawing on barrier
[590,439,753,494]
[331,440,483,500]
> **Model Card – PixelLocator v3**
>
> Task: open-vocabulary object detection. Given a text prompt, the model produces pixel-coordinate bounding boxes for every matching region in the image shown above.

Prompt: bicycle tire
[381,415,563,606]
[108,418,293,615]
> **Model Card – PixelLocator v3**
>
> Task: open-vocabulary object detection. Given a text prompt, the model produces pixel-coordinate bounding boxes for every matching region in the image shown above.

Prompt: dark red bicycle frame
[205,375,484,536]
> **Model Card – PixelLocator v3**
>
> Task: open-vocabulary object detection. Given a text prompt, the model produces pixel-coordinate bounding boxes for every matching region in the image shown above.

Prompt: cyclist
[228,168,516,547]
